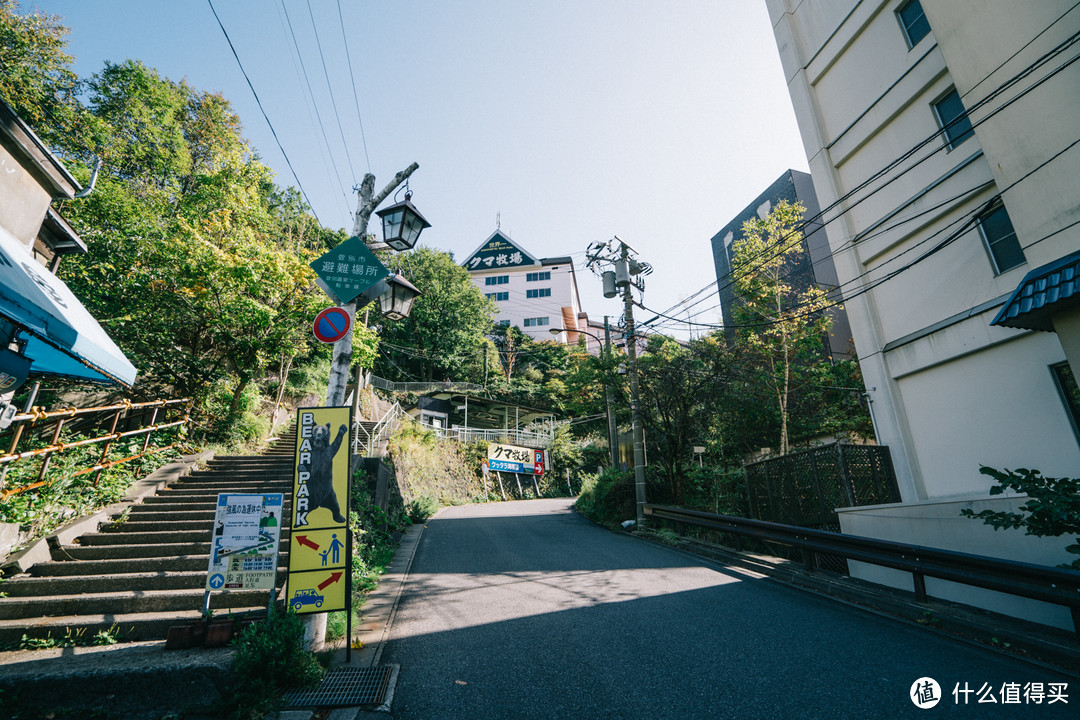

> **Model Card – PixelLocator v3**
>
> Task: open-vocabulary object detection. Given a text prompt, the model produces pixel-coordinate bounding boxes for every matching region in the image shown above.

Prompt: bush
[574,468,635,527]
[408,495,439,523]
[961,466,1080,570]
[221,608,325,720]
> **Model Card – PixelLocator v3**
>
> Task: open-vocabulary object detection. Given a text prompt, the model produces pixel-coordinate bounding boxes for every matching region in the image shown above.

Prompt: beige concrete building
[765,0,1080,627]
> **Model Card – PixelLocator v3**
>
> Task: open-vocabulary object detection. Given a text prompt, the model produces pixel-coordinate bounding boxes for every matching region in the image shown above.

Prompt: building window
[977,202,1025,274]
[485,292,509,301]
[526,271,551,282]
[497,319,511,327]
[485,275,509,286]
[523,317,549,327]
[897,0,930,47]
[526,288,551,299]
[933,88,974,150]
[1052,363,1080,445]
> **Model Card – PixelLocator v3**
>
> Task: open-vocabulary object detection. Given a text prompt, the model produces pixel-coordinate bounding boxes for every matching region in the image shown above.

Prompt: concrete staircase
[0,428,297,647]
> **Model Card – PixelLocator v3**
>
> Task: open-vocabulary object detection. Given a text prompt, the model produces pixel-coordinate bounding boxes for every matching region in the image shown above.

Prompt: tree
[635,333,739,504]
[731,200,833,455]
[372,247,497,383]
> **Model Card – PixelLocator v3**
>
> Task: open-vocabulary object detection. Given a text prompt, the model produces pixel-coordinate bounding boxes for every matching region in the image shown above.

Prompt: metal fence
[0,398,191,500]
[368,375,484,394]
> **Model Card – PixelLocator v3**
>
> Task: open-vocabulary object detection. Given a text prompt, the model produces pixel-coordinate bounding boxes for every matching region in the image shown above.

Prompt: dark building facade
[709,169,852,358]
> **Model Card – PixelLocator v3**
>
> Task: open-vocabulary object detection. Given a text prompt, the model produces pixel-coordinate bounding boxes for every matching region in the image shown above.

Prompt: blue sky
[35,0,808,338]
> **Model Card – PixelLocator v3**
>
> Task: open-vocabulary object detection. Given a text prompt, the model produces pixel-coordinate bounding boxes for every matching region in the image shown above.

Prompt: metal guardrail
[368,375,484,394]
[433,426,554,449]
[644,504,1080,638]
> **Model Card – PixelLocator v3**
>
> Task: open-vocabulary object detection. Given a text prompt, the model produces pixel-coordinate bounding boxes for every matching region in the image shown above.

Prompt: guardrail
[368,375,484,394]
[434,426,554,449]
[643,504,1080,638]
[352,402,407,457]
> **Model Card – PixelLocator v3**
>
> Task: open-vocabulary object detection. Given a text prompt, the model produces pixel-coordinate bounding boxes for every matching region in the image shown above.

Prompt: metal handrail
[368,375,484,394]
[0,397,192,499]
[644,504,1080,638]
[433,426,554,449]
[352,402,407,457]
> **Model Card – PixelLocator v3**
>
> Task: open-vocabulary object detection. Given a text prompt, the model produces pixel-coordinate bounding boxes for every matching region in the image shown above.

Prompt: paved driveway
[380,498,1074,719]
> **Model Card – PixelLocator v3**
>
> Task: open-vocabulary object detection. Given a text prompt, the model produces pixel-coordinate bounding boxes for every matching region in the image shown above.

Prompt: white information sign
[205,493,284,592]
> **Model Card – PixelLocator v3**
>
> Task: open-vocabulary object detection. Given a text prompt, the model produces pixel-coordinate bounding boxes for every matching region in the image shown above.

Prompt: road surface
[380,498,1074,719]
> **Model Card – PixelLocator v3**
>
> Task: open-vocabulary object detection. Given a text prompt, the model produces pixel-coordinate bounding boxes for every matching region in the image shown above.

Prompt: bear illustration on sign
[306,423,348,523]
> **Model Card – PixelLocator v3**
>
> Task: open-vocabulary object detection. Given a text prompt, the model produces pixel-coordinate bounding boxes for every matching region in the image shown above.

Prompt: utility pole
[325,163,418,408]
[308,163,416,651]
[618,244,648,528]
[586,237,651,528]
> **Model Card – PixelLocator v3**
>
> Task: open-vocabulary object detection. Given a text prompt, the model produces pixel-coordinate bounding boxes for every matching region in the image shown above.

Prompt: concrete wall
[839,498,1075,629]
[0,143,53,248]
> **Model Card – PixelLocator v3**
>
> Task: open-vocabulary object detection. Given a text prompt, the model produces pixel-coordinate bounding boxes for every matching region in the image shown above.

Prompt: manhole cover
[285,666,393,708]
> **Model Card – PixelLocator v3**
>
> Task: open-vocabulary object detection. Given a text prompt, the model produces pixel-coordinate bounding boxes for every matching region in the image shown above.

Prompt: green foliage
[574,468,636,527]
[731,200,836,455]
[374,247,497,383]
[681,466,747,516]
[407,495,439,523]
[961,466,1080,569]
[14,623,124,650]
[387,420,482,507]
[2,5,335,443]
[223,608,324,720]
[0,430,184,541]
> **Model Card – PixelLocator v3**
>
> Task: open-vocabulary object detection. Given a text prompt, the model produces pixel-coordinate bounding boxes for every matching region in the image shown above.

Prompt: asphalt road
[380,498,1075,719]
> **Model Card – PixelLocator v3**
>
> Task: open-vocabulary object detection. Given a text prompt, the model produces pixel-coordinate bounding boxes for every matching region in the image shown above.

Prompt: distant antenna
[496,212,501,229]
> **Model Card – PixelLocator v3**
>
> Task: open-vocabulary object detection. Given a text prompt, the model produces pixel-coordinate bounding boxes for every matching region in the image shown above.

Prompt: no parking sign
[313,306,352,343]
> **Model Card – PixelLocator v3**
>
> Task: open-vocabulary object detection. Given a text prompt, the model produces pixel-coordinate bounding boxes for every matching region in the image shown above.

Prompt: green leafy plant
[221,607,325,720]
[961,466,1080,569]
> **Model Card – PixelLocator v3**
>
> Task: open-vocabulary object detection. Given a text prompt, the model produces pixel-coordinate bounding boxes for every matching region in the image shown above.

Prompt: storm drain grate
[284,666,393,708]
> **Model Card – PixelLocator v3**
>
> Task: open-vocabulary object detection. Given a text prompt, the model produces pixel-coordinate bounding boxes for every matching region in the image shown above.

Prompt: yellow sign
[287,406,351,616]
[289,527,347,573]
[291,407,351,530]
[286,568,347,615]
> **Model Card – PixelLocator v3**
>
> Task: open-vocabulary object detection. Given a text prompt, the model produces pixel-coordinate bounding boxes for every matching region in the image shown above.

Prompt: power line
[305,0,357,181]
[279,0,351,211]
[337,0,372,174]
[206,0,321,225]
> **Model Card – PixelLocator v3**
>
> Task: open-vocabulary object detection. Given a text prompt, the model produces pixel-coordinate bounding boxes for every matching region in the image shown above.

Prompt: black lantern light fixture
[377,272,422,321]
[375,191,431,252]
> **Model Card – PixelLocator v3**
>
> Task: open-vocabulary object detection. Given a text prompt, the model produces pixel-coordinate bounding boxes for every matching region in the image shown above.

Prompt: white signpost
[204,493,284,614]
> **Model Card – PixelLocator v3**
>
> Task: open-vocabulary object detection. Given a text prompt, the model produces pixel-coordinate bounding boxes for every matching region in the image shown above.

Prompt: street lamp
[549,322,620,469]
[375,192,431,252]
[377,272,421,321]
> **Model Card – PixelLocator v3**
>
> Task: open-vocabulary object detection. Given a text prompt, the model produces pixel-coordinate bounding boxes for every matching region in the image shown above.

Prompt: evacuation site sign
[487,442,544,475]
[310,235,390,304]
[205,493,283,593]
[286,406,352,615]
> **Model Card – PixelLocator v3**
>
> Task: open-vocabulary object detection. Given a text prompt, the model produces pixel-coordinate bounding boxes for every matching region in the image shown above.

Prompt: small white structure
[462,229,590,343]
[765,0,1080,629]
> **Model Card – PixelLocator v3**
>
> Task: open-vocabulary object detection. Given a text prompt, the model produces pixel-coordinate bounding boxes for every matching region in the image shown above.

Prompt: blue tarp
[0,225,136,387]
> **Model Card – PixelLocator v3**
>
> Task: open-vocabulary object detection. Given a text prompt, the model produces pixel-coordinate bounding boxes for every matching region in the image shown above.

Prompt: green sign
[310,235,390,304]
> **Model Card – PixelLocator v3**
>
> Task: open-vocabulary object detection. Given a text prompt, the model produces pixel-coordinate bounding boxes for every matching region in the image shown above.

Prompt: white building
[462,229,592,345]
[766,0,1080,628]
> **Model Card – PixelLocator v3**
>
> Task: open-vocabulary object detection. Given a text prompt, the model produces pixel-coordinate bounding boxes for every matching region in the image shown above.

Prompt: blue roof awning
[0,226,137,387]
[991,248,1080,332]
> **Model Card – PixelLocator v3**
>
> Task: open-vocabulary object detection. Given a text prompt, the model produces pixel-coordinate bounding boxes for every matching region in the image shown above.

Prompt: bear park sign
[286,407,352,615]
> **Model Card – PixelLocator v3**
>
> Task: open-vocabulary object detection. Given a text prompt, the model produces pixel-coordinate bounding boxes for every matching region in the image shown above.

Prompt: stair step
[0,587,274,620]
[29,556,213,576]
[99,519,215,532]
[0,607,268,645]
[54,542,213,560]
[123,509,217,521]
[76,530,208,545]
[0,569,283,595]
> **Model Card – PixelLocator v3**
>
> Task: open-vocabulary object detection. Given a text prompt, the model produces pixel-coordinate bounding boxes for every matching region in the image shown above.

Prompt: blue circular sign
[313,307,352,343]
[209,573,225,589]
